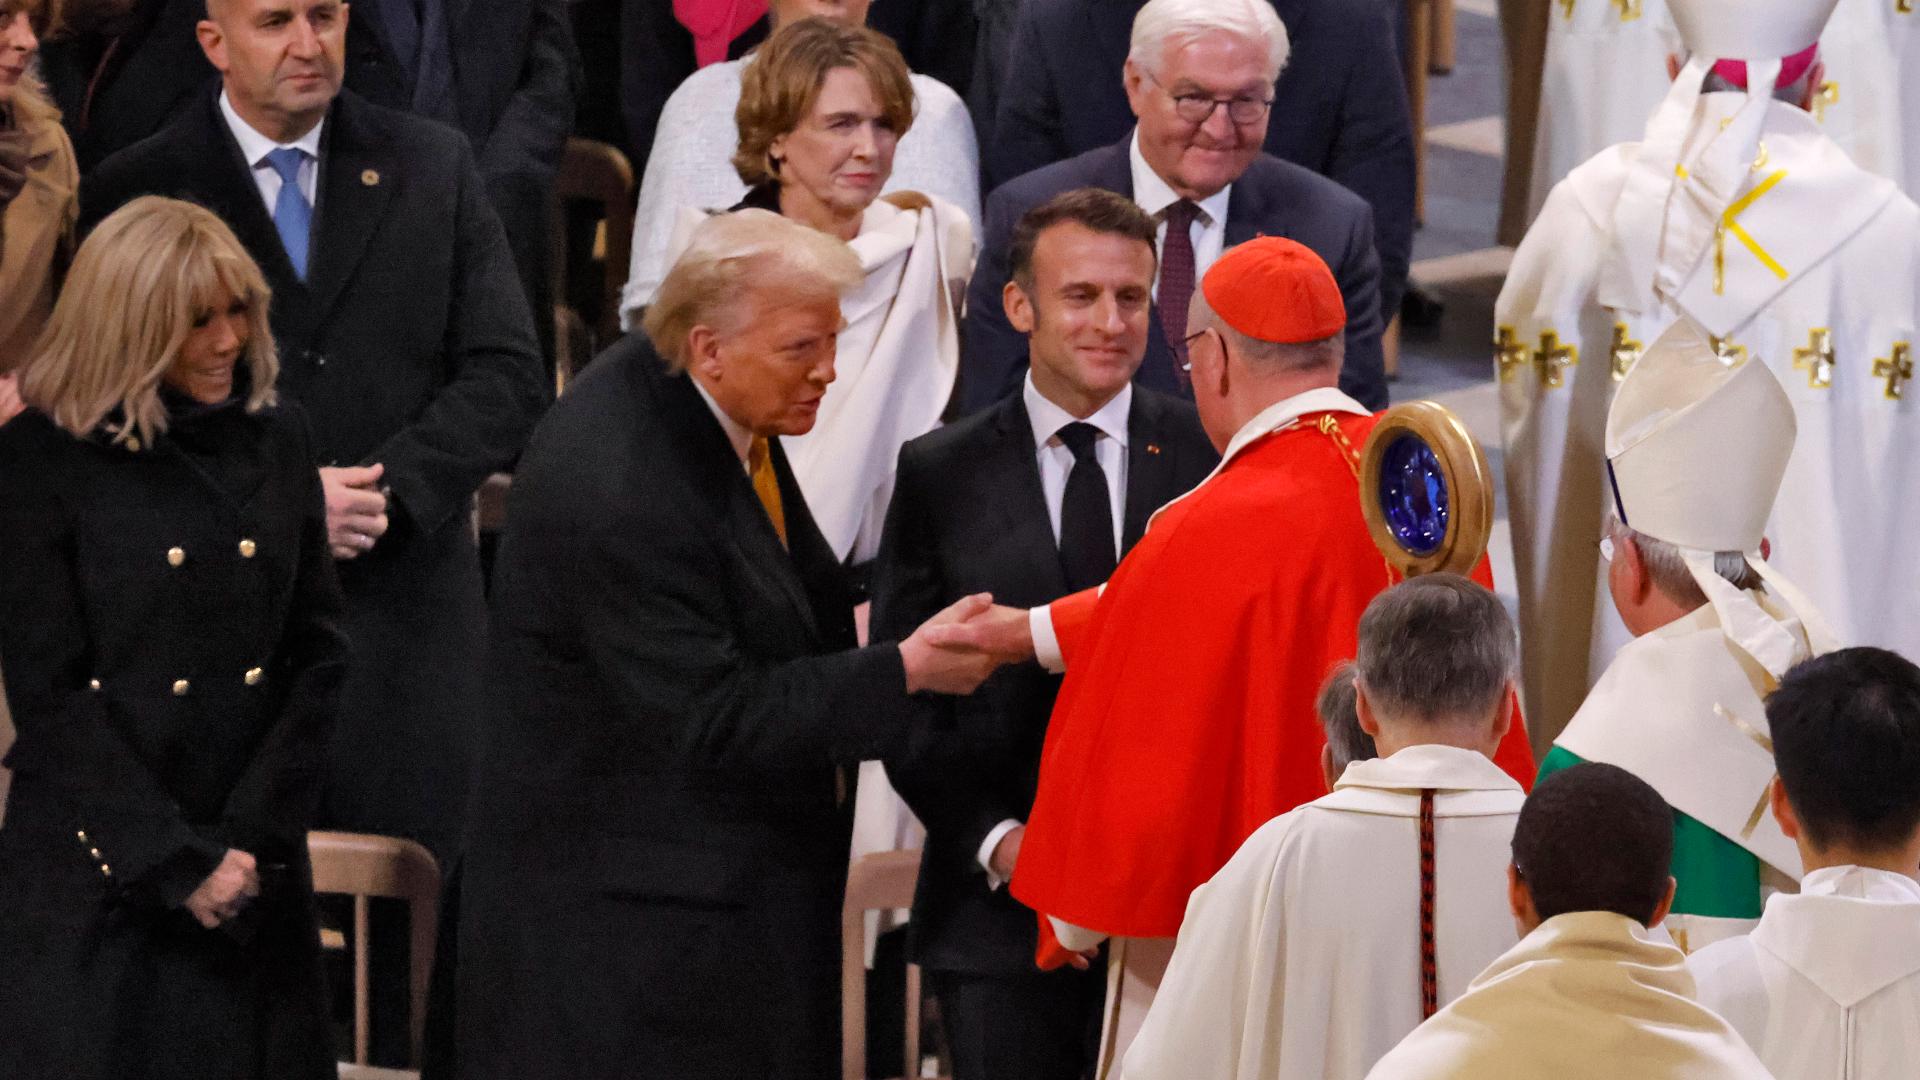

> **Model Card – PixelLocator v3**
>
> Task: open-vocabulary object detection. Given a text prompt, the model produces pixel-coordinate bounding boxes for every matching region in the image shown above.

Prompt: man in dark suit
[457,209,1008,1080]
[38,0,212,171]
[988,0,1414,323]
[81,0,547,865]
[874,189,1218,1080]
[958,0,1384,414]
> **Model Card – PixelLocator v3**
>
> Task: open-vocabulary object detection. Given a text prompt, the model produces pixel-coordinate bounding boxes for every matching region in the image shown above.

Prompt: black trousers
[930,960,1105,1080]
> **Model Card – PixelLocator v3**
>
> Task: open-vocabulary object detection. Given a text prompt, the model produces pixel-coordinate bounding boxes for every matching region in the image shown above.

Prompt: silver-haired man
[457,209,1010,1080]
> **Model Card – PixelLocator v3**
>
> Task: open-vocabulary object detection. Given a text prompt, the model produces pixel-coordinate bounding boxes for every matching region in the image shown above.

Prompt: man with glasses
[956,0,1385,415]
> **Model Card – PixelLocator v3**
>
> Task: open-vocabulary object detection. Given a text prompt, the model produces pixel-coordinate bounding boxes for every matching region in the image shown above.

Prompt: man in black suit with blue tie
[987,0,1413,322]
[873,189,1218,1080]
[957,0,1385,416]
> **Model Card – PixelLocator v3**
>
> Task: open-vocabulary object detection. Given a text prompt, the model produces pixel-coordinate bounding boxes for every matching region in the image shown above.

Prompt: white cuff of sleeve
[1031,604,1065,674]
[1048,916,1108,952]
[977,818,1024,890]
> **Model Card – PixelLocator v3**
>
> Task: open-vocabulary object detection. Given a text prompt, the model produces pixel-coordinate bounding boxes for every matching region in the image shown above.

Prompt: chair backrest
[547,136,637,389]
[309,831,442,1068]
[842,849,933,1080]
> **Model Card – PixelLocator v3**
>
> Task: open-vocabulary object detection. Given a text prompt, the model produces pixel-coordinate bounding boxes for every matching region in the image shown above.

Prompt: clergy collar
[1799,865,1920,902]
[1753,866,1920,1007]
[1335,743,1522,796]
[1143,384,1368,532]
[219,89,325,169]
[1129,128,1232,227]
[691,377,754,470]
[1023,370,1132,454]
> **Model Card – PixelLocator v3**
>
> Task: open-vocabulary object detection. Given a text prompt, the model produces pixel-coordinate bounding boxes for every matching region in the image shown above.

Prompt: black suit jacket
[81,89,548,858]
[458,338,928,1079]
[39,0,212,172]
[343,0,581,295]
[988,0,1414,317]
[871,386,1217,975]
[958,137,1385,414]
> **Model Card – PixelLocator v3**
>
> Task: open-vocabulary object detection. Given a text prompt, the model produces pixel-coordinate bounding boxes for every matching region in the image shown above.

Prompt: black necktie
[1057,422,1117,591]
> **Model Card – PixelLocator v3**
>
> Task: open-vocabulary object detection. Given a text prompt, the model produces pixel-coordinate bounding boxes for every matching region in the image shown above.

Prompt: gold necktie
[747,436,788,548]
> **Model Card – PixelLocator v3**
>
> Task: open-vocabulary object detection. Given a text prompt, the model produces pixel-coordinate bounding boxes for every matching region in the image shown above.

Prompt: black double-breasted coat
[0,396,348,1080]
[81,90,551,859]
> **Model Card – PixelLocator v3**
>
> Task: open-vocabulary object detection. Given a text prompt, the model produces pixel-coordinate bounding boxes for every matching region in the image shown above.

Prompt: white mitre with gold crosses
[1605,320,1839,677]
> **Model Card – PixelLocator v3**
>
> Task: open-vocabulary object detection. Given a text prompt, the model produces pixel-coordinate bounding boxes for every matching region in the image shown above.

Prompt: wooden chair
[842,850,941,1080]
[309,831,442,1074]
[547,136,637,393]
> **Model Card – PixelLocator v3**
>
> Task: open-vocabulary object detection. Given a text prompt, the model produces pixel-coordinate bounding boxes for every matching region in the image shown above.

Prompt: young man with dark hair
[1690,647,1920,1080]
[1124,575,1526,1080]
[1368,763,1770,1079]
[872,185,1216,1080]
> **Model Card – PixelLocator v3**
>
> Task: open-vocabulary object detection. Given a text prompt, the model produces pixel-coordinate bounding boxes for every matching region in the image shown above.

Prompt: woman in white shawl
[658,17,973,572]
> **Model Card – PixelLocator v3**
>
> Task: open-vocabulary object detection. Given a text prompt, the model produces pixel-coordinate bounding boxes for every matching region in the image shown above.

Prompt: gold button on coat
[244,667,264,686]
[238,539,258,558]
[172,679,190,696]
[167,547,186,567]
[88,679,101,691]
[99,864,111,877]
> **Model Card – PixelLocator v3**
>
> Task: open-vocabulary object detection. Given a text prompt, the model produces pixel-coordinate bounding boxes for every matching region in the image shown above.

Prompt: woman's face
[0,4,40,103]
[166,286,251,405]
[770,65,898,222]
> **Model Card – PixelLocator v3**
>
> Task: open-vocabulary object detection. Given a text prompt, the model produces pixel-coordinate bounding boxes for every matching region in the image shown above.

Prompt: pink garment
[1711,42,1819,91]
[674,0,768,68]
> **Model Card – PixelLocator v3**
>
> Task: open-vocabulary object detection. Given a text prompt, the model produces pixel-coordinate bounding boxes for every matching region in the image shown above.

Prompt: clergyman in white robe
[620,57,980,322]
[1120,745,1524,1080]
[1691,865,1920,1079]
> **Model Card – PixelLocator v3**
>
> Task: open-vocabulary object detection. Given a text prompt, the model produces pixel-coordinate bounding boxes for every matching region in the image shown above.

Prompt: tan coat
[0,83,77,370]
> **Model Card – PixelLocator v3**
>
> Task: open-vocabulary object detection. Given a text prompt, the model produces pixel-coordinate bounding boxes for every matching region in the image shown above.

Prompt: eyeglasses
[1180,327,1217,374]
[1145,71,1274,127]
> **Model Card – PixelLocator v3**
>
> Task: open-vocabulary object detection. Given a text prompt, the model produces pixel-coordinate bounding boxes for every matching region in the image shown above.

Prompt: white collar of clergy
[1487,911,1688,991]
[1753,867,1920,1007]
[1326,744,1522,818]
[1146,386,1369,533]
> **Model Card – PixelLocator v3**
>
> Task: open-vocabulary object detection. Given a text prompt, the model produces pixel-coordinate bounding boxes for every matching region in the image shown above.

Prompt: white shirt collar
[219,89,325,167]
[1129,128,1232,227]
[1799,865,1920,903]
[691,377,754,467]
[1335,743,1523,795]
[1023,371,1132,453]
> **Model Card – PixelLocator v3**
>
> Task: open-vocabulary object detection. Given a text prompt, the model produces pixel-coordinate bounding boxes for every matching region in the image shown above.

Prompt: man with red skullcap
[933,236,1535,1074]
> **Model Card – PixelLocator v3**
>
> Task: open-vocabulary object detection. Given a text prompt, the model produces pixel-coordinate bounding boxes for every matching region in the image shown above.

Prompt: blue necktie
[264,147,312,281]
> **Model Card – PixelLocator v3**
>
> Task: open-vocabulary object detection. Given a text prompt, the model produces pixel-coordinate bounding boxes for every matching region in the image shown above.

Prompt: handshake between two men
[895,595,1043,695]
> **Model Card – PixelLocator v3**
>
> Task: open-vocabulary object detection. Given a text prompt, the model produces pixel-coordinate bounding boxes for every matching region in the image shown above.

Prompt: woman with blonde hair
[0,196,346,1080]
[0,0,76,396]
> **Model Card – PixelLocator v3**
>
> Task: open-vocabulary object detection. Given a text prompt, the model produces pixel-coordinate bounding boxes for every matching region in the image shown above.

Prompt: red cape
[1011,412,1536,942]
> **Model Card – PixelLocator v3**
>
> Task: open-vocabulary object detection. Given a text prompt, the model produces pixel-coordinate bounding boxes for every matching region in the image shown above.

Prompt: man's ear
[1619,533,1655,606]
[1320,742,1340,793]
[1770,775,1801,840]
[196,19,227,71]
[1354,680,1382,739]
[1122,57,1148,120]
[687,325,724,381]
[1486,681,1515,751]
[1004,280,1037,335]
[1507,862,1539,934]
[1647,876,1678,929]
[1666,53,1682,83]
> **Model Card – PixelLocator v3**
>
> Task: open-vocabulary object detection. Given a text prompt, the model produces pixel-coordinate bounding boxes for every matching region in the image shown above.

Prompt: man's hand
[989,823,1024,881]
[920,603,1035,663]
[0,127,30,210]
[320,464,389,559]
[183,849,260,930]
[900,592,1005,695]
[0,373,22,427]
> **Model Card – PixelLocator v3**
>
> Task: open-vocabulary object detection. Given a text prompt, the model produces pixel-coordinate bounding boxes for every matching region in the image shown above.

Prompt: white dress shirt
[980,375,1134,886]
[219,91,323,216]
[1129,130,1232,302]
[692,378,753,473]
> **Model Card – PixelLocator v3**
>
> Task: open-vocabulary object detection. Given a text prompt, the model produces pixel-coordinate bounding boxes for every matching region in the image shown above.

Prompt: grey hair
[642,208,864,371]
[1317,661,1377,776]
[1129,0,1291,82]
[1355,574,1516,727]
[1608,518,1761,608]
[1189,289,1343,373]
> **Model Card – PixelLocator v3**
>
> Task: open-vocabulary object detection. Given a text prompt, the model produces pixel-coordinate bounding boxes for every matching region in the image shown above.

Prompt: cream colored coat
[0,91,76,370]
[1121,745,1525,1080]
[1366,911,1774,1080]
[1691,866,1920,1080]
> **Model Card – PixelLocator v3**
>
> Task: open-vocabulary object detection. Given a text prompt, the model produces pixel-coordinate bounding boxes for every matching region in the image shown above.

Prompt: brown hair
[20,196,278,447]
[732,17,915,188]
[1008,187,1159,291]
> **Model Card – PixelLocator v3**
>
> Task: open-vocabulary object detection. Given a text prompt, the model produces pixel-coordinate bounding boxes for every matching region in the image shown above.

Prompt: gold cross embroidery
[1613,0,1641,19]
[1715,169,1791,295]
[1558,0,1575,17]
[1495,326,1531,382]
[1792,328,1836,389]
[1812,82,1840,123]
[1710,335,1748,367]
[1536,331,1578,388]
[1609,323,1643,381]
[1900,0,1914,15]
[1874,343,1913,399]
